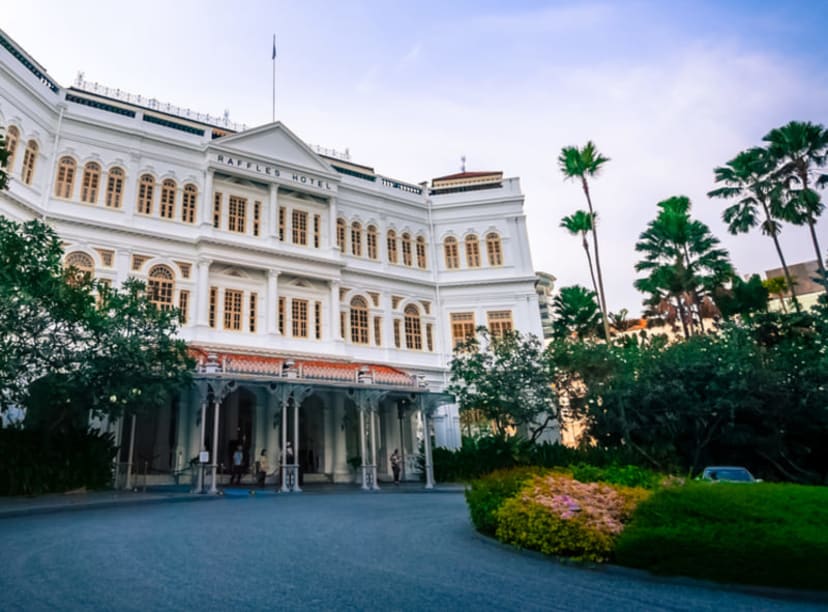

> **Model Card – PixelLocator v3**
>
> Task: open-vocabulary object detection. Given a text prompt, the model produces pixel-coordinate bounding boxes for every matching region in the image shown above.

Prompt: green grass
[615,482,828,591]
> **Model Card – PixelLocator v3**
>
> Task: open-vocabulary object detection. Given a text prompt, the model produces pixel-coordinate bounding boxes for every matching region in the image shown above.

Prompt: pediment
[212,122,335,176]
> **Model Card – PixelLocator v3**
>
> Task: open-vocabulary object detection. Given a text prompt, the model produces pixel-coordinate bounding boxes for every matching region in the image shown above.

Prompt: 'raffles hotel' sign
[214,154,334,190]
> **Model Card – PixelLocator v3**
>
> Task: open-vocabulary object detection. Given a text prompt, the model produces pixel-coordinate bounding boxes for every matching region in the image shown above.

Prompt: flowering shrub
[465,467,545,535]
[495,474,650,562]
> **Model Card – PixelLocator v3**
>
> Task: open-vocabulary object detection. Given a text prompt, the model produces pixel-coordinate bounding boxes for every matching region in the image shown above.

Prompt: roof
[431,171,502,182]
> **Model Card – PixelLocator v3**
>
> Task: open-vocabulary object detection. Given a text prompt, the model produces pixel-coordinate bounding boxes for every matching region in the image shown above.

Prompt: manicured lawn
[614,482,828,591]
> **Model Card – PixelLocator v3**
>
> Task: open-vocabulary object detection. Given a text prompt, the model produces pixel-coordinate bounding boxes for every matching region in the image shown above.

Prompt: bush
[0,426,116,495]
[615,482,828,590]
[496,474,649,562]
[569,463,662,489]
[465,467,543,535]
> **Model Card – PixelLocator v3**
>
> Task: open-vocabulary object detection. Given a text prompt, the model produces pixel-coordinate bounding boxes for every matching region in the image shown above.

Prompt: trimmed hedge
[615,482,828,591]
[465,467,543,535]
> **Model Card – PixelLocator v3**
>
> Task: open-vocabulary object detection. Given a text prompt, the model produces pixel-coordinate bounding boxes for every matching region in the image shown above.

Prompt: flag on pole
[272,35,277,60]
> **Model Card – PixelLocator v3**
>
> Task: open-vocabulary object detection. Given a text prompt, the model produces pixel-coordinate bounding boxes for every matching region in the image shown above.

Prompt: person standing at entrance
[390,449,401,485]
[231,445,244,485]
[256,449,269,487]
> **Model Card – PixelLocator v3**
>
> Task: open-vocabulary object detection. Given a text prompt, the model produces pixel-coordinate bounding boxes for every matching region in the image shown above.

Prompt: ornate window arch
[465,234,481,268]
[105,166,125,208]
[444,236,459,269]
[387,229,398,264]
[147,264,175,310]
[401,233,413,266]
[5,126,19,172]
[21,140,38,185]
[54,156,77,199]
[80,161,101,204]
[350,296,369,344]
[181,183,197,223]
[404,304,423,350]
[160,178,177,219]
[366,225,378,260]
[336,218,346,253]
[351,221,363,257]
[486,232,503,266]
[416,236,427,269]
[137,174,155,215]
[64,251,95,284]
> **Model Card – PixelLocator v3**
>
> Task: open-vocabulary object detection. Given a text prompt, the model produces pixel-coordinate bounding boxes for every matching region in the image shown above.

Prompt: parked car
[701,466,759,482]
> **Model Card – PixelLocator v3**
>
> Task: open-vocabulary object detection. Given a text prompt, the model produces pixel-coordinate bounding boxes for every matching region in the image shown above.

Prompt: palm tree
[560,210,600,310]
[708,146,801,313]
[762,276,791,314]
[551,285,602,341]
[763,121,828,277]
[635,196,733,338]
[558,142,611,341]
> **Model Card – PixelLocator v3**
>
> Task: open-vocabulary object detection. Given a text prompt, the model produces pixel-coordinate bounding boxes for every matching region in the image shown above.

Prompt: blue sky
[5,1,828,312]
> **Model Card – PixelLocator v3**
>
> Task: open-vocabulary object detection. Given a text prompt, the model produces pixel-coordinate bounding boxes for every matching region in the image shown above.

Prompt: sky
[5,0,828,313]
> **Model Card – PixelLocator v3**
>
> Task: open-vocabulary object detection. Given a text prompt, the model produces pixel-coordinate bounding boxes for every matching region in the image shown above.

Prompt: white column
[359,406,368,490]
[370,409,380,490]
[268,184,279,240]
[115,249,132,288]
[293,398,302,492]
[195,259,211,328]
[332,394,349,482]
[280,397,289,492]
[209,400,221,494]
[330,280,341,343]
[200,169,214,227]
[327,196,338,254]
[196,399,207,492]
[422,409,434,489]
[267,270,280,335]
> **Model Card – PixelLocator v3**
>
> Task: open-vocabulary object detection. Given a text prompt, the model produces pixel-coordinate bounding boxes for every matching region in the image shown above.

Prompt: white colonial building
[0,29,543,489]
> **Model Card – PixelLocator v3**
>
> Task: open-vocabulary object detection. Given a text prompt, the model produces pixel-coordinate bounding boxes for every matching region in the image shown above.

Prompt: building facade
[0,29,543,488]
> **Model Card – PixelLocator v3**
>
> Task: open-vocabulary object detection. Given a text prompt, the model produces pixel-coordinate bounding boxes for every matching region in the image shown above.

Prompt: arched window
[351,222,363,257]
[444,237,459,269]
[4,126,19,172]
[80,162,101,204]
[181,183,197,223]
[147,265,174,310]
[416,236,427,269]
[54,156,77,199]
[401,233,413,266]
[387,230,398,264]
[366,225,378,260]
[160,179,176,219]
[404,304,422,350]
[465,234,481,268]
[486,232,503,266]
[336,218,346,253]
[350,296,369,344]
[137,174,155,215]
[105,167,125,208]
[64,251,95,285]
[21,140,37,185]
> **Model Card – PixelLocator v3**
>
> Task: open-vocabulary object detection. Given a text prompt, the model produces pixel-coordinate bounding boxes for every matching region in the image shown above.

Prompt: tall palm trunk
[798,168,826,278]
[581,178,611,341]
[674,296,690,339]
[581,232,601,314]
[761,200,801,313]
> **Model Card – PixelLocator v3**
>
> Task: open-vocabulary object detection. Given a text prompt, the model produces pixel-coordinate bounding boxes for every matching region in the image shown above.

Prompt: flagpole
[271,34,276,123]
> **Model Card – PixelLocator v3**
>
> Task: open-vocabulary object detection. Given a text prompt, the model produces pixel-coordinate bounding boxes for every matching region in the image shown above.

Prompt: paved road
[0,491,823,611]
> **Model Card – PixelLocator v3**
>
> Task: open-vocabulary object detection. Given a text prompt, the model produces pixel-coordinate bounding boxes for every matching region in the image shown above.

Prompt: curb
[0,493,222,520]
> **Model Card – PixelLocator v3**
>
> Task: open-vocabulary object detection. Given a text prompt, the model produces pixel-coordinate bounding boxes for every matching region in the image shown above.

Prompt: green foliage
[0,426,117,495]
[616,482,828,590]
[551,285,601,340]
[464,466,543,535]
[449,327,557,441]
[712,273,769,319]
[569,463,662,490]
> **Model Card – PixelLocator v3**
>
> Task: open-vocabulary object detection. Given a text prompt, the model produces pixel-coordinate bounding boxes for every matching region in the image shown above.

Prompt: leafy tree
[708,146,801,312]
[762,276,792,314]
[559,142,611,341]
[609,308,634,333]
[634,196,733,338]
[449,327,557,442]
[560,210,600,312]
[551,285,602,340]
[764,121,828,278]
[713,274,769,320]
